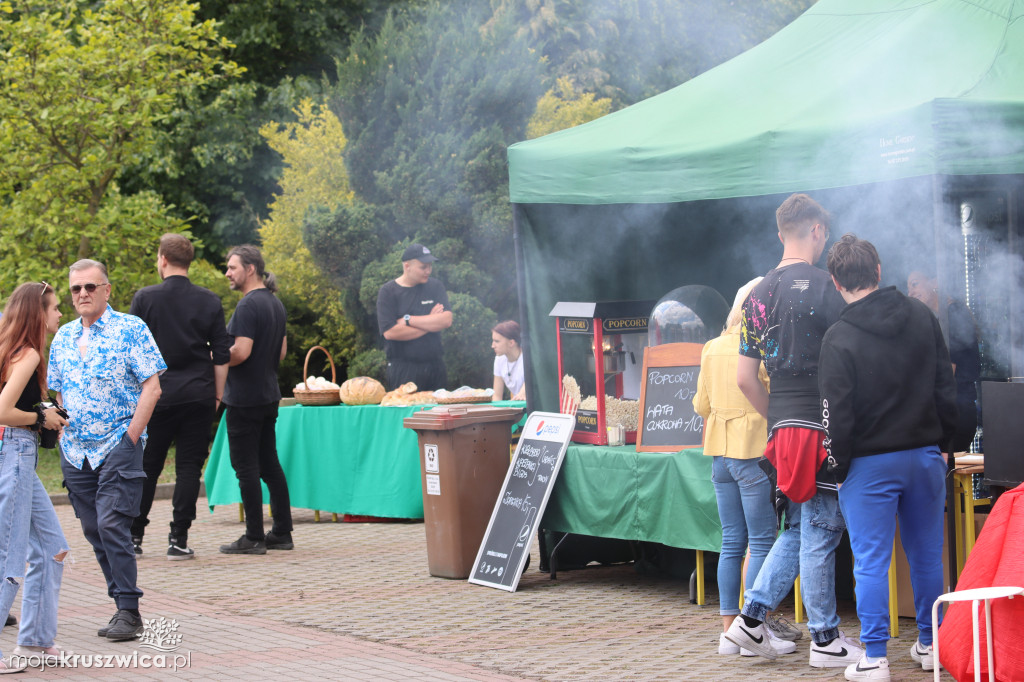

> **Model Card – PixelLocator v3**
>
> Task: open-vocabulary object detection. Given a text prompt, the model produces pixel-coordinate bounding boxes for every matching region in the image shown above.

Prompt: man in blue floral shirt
[48,259,166,642]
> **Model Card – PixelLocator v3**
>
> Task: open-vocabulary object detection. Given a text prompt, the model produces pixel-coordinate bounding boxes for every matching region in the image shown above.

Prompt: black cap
[401,243,438,263]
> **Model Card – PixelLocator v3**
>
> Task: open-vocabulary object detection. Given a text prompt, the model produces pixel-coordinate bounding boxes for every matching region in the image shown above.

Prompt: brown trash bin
[403,405,525,578]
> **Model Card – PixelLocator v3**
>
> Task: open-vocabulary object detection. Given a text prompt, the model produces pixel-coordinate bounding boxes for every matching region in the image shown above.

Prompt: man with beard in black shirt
[219,245,292,555]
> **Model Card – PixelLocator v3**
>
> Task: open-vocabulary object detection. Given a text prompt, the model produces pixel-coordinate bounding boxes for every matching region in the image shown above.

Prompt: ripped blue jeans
[741,492,847,644]
[0,428,69,656]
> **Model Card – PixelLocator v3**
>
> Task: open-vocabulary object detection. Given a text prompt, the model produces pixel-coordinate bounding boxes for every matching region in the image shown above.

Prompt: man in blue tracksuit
[818,234,958,681]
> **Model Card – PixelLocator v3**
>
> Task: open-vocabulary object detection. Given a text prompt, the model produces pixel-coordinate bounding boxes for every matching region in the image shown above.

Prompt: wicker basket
[293,346,341,406]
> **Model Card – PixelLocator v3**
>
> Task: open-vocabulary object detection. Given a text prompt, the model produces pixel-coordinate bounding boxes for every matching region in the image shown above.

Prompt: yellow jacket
[692,328,769,459]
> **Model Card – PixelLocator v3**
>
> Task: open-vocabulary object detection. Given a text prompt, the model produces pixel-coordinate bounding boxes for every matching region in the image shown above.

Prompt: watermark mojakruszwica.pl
[14,650,192,671]
[12,616,191,671]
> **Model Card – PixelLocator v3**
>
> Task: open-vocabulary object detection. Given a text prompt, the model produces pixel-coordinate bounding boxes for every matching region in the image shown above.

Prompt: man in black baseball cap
[376,243,452,390]
[400,243,438,263]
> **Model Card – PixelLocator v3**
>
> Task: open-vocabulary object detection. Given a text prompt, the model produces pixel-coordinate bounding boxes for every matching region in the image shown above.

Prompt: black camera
[37,402,69,450]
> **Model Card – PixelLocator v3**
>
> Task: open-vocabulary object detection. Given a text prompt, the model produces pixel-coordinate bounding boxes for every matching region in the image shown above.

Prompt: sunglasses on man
[70,282,109,295]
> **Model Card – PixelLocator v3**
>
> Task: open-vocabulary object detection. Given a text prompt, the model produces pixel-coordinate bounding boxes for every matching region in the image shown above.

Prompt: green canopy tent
[508,0,1024,414]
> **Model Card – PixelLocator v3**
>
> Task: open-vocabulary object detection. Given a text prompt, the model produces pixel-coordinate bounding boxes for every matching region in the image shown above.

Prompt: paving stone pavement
[1,496,943,681]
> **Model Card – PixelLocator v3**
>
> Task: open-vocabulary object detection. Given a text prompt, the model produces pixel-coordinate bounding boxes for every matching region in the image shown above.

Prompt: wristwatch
[403,314,411,326]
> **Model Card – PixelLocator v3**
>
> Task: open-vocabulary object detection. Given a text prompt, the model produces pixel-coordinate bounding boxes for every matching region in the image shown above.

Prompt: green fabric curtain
[205,401,528,518]
[205,403,432,517]
[508,0,1024,205]
[542,445,721,552]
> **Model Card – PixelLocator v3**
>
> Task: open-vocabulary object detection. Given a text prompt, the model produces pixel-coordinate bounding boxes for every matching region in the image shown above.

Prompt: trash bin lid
[403,405,525,431]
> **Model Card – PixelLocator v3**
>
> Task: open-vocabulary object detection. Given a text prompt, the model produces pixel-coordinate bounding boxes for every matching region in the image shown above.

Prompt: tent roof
[508,0,1024,205]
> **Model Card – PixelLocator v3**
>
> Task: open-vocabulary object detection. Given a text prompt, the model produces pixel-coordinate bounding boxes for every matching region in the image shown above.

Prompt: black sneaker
[132,536,143,557]
[219,535,266,555]
[4,614,16,627]
[105,610,143,641]
[167,534,195,561]
[265,531,294,550]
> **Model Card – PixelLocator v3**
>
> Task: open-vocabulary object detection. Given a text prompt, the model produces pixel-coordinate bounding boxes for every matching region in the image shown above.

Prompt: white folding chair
[931,585,1024,682]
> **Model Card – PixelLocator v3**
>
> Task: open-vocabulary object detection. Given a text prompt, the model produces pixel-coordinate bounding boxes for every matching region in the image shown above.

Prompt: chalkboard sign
[469,412,574,592]
[636,342,705,452]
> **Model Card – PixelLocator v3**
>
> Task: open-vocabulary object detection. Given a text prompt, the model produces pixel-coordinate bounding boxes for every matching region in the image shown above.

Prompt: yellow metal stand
[952,460,988,576]
[695,550,705,605]
[888,539,899,637]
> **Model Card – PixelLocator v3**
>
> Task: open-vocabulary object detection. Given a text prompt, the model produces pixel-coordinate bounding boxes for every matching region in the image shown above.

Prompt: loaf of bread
[379,382,437,406]
[338,376,386,405]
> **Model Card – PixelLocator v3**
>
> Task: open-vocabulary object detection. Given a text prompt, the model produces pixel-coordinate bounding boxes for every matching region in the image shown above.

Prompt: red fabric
[763,426,826,503]
[938,483,1024,682]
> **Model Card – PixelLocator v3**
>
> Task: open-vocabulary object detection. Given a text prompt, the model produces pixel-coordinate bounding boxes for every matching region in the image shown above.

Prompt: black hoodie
[818,286,958,482]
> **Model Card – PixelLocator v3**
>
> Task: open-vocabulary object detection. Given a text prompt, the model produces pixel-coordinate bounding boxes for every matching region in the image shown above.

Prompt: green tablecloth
[542,445,722,552]
[204,400,526,519]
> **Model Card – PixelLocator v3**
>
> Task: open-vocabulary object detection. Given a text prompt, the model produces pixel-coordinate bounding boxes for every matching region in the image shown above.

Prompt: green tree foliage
[258,98,359,387]
[0,0,240,308]
[488,0,816,107]
[445,292,498,388]
[333,2,544,256]
[318,1,545,386]
[196,0,395,87]
[121,0,412,258]
[526,77,613,139]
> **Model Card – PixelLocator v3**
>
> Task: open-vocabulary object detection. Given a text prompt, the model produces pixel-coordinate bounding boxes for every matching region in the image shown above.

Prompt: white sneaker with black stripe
[844,655,890,680]
[724,617,777,659]
[910,640,934,670]
[719,631,797,657]
[809,631,864,668]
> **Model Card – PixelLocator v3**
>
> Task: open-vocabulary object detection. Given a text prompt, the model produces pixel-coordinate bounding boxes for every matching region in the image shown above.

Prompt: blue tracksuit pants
[838,446,946,658]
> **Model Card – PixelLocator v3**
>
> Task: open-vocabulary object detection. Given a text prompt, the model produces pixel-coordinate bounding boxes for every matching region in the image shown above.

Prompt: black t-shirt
[130,275,231,406]
[223,289,286,407]
[376,278,450,363]
[13,368,42,414]
[740,262,845,426]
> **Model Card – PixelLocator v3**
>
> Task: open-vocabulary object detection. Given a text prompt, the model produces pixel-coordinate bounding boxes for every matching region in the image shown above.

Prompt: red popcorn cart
[549,300,654,445]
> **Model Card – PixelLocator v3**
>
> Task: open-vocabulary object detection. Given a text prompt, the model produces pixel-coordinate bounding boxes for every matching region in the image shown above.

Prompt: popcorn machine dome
[648,285,729,347]
[549,300,655,445]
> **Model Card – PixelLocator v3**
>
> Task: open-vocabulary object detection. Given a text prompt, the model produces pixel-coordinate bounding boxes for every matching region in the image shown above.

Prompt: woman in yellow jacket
[694,278,795,656]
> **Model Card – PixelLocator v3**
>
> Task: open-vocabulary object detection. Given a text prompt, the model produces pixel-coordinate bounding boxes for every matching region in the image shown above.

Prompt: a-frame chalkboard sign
[469,411,575,592]
[636,342,705,452]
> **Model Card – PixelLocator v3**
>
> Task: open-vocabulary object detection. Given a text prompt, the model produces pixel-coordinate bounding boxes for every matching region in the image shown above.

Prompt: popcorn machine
[549,300,654,445]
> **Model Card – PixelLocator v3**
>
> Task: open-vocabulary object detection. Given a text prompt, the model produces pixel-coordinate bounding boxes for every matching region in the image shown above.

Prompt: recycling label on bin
[424,444,439,473]
[469,411,574,592]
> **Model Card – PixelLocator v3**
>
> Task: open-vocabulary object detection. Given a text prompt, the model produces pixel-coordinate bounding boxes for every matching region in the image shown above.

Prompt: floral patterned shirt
[48,305,166,469]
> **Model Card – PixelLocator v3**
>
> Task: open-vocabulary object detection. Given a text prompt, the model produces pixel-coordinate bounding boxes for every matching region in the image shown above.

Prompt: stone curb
[49,480,205,506]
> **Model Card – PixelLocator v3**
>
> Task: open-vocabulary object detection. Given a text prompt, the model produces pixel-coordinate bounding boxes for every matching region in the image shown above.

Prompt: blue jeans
[839,447,946,658]
[0,428,69,655]
[742,492,846,644]
[62,433,146,609]
[712,456,776,616]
